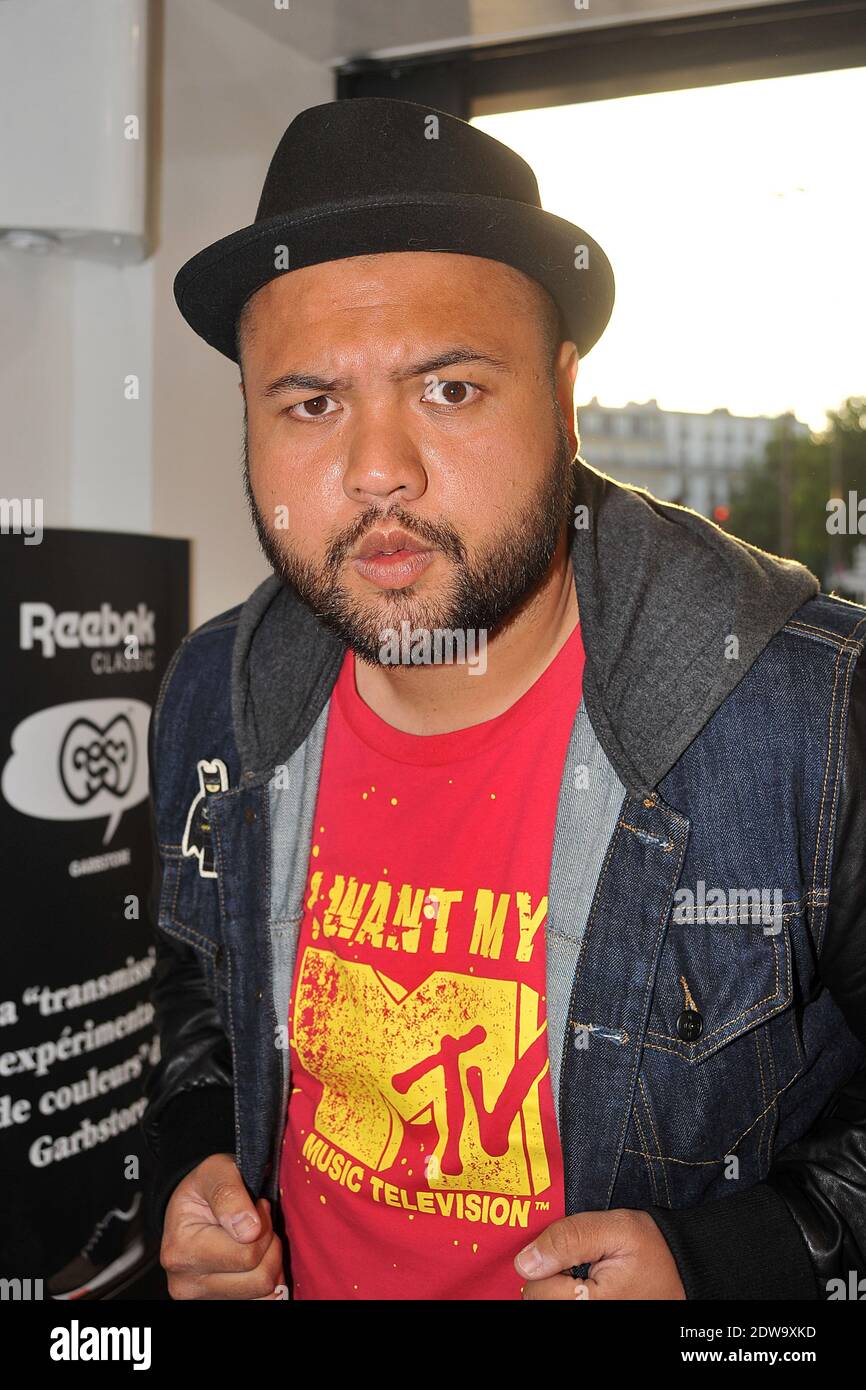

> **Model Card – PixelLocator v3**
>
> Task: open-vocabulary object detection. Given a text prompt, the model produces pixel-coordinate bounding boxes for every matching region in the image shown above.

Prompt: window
[340,3,866,582]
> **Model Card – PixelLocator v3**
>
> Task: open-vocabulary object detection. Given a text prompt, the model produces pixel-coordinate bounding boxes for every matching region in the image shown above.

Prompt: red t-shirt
[279,621,585,1299]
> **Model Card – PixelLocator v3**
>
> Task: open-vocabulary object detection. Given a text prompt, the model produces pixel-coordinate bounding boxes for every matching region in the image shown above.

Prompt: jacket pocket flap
[156,856,222,958]
[644,910,793,1063]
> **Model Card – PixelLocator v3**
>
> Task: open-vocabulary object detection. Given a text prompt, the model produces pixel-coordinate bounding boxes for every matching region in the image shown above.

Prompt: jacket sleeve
[646,647,866,1300]
[139,663,237,1237]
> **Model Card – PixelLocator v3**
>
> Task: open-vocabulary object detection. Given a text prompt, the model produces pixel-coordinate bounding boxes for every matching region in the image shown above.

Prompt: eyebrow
[261,347,511,398]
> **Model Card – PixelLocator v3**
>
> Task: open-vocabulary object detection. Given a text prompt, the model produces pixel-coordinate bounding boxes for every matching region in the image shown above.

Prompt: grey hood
[231,458,819,797]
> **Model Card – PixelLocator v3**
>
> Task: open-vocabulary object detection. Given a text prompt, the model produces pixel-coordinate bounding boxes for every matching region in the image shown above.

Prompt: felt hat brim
[174,190,615,362]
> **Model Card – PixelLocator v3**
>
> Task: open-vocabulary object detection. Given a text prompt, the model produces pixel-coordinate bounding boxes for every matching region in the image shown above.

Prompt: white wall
[151,0,333,624]
[0,247,75,525]
[0,237,155,538]
[0,0,155,537]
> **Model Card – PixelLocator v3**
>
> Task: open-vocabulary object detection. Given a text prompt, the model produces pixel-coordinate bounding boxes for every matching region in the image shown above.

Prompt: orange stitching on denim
[224,925,242,1172]
[789,622,856,642]
[786,619,863,646]
[564,810,627,1034]
[156,913,218,957]
[149,635,187,769]
[646,932,784,1045]
[753,1030,768,1168]
[212,804,229,925]
[810,614,866,951]
[817,619,866,950]
[622,1066,804,1165]
[712,1064,801,1158]
[788,1004,806,1072]
[170,859,181,921]
[762,1021,780,1170]
[644,974,790,1051]
[642,998,789,1053]
[679,975,698,1012]
[619,820,675,851]
[165,855,220,957]
[623,1148,720,1167]
[601,809,689,1208]
[753,1029,766,1098]
[638,1077,671,1207]
[819,690,846,899]
[811,635,845,909]
[669,891,827,926]
[811,614,866,884]
[631,1103,660,1205]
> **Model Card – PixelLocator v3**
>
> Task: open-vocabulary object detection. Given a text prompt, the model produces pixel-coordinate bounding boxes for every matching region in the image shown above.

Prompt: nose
[341,407,429,507]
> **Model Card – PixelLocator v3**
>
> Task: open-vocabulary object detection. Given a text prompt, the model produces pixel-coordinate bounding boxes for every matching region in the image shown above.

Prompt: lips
[350,528,437,590]
[354,528,429,560]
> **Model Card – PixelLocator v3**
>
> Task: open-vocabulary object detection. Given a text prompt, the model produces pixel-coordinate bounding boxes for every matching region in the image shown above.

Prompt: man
[142,97,866,1300]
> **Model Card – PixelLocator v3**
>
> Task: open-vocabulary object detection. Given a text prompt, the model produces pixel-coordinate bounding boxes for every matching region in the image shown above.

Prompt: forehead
[239,251,547,345]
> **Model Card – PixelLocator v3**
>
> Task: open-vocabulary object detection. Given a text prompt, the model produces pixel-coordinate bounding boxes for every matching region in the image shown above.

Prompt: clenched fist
[515,1209,686,1300]
[160,1152,287,1300]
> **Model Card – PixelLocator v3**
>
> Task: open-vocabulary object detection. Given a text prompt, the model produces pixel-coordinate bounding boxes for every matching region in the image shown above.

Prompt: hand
[515,1209,686,1300]
[160,1152,287,1299]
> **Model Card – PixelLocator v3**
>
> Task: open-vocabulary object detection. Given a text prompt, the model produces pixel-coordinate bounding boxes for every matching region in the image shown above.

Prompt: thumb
[514,1212,614,1279]
[198,1152,263,1242]
[255,1195,275,1232]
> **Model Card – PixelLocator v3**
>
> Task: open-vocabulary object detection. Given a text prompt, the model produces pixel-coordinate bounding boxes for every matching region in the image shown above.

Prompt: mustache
[241,423,466,567]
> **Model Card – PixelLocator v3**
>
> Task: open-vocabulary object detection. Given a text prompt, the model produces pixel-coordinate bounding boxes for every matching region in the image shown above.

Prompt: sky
[474,66,866,434]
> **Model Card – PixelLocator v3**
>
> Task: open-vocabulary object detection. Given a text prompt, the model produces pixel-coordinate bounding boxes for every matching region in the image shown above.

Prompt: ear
[554,342,579,455]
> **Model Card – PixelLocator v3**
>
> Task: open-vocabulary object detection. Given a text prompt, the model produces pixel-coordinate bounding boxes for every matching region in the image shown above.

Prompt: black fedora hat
[174,96,615,362]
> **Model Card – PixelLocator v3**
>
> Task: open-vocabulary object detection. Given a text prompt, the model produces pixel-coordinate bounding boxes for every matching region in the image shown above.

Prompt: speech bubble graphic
[60,714,137,804]
[2,698,150,844]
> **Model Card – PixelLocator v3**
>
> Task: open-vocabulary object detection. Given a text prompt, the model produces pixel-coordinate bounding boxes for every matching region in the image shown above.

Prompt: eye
[420,378,481,407]
[285,395,339,419]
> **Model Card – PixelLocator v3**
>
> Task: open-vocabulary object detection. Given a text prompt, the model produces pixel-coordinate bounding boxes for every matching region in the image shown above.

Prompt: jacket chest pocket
[156,851,231,1039]
[645,911,794,1062]
[157,849,224,960]
[632,902,805,1183]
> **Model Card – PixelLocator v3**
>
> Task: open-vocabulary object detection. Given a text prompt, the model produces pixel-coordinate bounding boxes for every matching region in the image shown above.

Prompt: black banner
[0,529,188,1299]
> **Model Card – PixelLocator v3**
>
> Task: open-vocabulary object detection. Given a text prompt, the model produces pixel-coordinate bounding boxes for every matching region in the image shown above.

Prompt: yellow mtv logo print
[292,946,552,1197]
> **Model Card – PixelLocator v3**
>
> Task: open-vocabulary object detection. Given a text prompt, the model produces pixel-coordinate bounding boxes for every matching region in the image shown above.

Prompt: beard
[241,407,577,666]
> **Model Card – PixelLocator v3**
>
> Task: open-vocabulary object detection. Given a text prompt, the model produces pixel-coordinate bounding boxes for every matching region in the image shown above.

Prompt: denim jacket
[142,462,866,1300]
